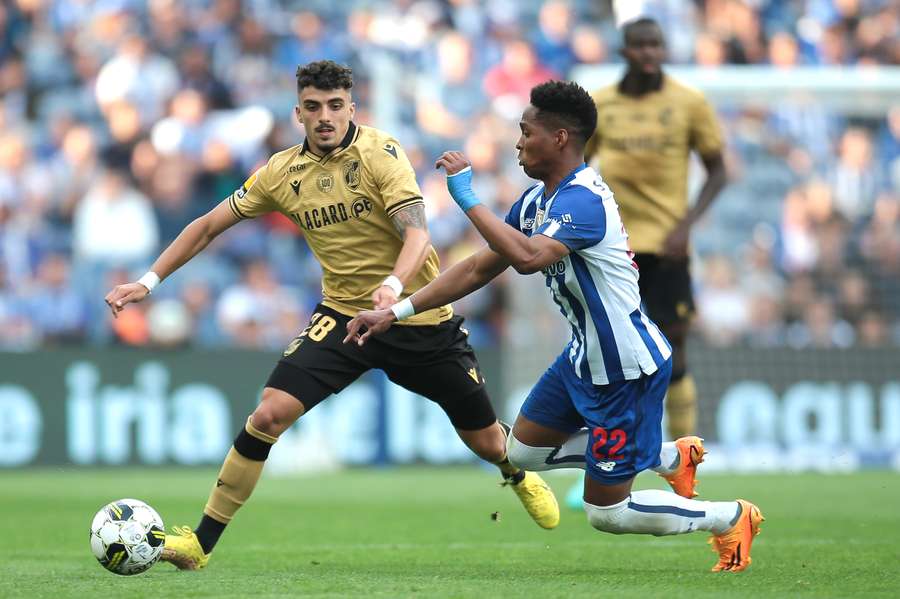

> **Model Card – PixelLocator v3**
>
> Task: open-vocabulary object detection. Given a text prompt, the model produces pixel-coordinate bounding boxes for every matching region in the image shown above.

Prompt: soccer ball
[89,498,165,575]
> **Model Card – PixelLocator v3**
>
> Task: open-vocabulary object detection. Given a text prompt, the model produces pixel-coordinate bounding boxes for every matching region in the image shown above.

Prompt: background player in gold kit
[585,18,727,442]
[103,60,558,570]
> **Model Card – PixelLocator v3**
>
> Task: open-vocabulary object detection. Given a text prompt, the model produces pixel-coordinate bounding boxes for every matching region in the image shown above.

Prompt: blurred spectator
[275,11,350,73]
[215,260,304,349]
[830,127,881,220]
[696,254,750,346]
[72,168,159,265]
[95,35,179,123]
[179,44,234,110]
[146,298,193,348]
[570,25,607,66]
[48,124,101,226]
[533,0,577,76]
[23,253,88,345]
[484,39,559,116]
[415,31,484,153]
[787,296,855,348]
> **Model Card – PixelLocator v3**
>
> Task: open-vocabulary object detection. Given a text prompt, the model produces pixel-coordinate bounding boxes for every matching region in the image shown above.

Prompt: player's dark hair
[529,80,597,146]
[295,60,354,92]
[622,17,662,45]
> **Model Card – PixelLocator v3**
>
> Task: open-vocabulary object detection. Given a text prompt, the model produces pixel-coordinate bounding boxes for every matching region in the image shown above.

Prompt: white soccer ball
[89,498,165,575]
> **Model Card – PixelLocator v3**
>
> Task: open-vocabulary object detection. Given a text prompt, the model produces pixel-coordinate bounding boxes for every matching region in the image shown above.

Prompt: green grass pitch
[1,467,897,598]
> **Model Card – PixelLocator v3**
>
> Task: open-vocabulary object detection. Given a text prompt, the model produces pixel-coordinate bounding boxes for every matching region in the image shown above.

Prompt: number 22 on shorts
[591,427,627,461]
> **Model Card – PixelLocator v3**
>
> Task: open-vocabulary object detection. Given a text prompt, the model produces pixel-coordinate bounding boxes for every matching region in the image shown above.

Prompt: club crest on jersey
[290,180,301,196]
[342,159,361,189]
[658,107,673,126]
[317,173,334,193]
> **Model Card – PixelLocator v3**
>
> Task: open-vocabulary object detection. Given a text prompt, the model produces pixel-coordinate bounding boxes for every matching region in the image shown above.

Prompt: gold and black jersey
[229,122,452,325]
[584,76,723,254]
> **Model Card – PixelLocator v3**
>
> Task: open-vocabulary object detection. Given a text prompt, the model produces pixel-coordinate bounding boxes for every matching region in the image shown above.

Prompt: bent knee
[506,435,549,471]
[584,500,629,534]
[472,437,506,463]
[251,388,305,437]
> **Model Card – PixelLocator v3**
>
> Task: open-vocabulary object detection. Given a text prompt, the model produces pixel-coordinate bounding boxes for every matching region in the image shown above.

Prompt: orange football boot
[709,499,765,572]
[659,436,705,498]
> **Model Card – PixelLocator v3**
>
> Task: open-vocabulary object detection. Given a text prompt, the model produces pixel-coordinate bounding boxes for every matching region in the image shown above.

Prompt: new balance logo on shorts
[596,461,616,472]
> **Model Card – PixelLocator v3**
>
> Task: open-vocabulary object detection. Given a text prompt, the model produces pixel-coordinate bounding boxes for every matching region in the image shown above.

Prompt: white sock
[508,433,679,475]
[651,442,680,475]
[507,429,589,471]
[585,490,739,536]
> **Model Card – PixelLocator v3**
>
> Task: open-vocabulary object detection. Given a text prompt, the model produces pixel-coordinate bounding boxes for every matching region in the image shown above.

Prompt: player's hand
[104,282,150,319]
[434,151,470,176]
[372,286,398,310]
[662,222,690,258]
[344,308,396,346]
[435,151,480,212]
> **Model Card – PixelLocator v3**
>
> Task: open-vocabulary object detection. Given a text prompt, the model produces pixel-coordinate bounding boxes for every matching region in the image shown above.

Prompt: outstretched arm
[104,199,240,317]
[373,203,431,309]
[344,246,509,345]
[435,151,569,274]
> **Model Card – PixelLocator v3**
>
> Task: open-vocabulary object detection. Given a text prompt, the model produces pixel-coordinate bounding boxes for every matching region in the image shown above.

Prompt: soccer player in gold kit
[104,60,559,570]
[585,18,727,442]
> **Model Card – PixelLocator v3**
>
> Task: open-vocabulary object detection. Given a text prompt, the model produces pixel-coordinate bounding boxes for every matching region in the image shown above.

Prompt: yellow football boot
[659,436,706,498]
[161,526,210,570]
[709,499,765,572]
[503,471,560,529]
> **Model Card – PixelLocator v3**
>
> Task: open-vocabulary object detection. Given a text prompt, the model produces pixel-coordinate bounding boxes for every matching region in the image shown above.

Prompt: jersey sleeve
[504,198,525,232]
[535,188,607,250]
[229,161,276,219]
[689,95,723,158]
[503,184,538,232]
[372,138,424,218]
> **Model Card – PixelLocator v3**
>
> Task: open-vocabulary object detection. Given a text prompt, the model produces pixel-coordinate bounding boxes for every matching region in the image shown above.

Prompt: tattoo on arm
[390,204,427,239]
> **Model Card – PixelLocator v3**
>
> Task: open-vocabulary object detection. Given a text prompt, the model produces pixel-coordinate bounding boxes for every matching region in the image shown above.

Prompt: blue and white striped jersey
[504,164,672,386]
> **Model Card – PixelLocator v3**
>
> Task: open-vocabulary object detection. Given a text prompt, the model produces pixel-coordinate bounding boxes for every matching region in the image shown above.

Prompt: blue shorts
[520,353,672,484]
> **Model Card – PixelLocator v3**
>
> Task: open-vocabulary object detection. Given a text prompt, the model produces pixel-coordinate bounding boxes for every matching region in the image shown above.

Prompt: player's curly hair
[529,80,597,146]
[295,60,354,92]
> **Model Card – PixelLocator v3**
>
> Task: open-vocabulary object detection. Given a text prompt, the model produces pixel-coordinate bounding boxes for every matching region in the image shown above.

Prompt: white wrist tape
[137,271,160,294]
[381,275,403,296]
[390,298,416,321]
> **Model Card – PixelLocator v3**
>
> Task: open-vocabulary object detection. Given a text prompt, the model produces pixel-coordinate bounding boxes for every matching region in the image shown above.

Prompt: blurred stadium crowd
[0,0,898,351]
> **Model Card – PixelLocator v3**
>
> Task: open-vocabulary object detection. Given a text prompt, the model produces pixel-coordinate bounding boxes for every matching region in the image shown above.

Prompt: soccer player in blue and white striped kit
[346,80,764,572]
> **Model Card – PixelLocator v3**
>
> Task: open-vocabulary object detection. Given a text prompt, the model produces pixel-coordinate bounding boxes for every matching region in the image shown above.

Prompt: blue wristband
[446,166,481,212]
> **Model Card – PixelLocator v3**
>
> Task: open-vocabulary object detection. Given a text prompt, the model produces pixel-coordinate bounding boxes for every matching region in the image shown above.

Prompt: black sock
[195,515,227,554]
[499,458,527,484]
[495,420,526,483]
